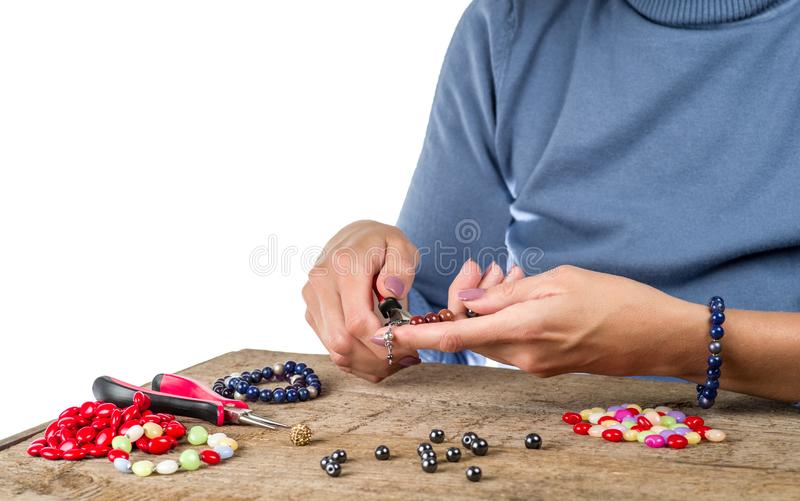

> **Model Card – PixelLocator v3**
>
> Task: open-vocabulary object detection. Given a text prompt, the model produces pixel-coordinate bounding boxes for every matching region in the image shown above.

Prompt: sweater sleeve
[397,0,515,364]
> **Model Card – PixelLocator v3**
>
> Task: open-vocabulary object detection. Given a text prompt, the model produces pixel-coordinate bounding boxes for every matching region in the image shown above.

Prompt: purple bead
[672,427,691,436]
[611,425,627,432]
[607,405,624,412]
[644,435,666,448]
[659,430,677,439]
[666,411,686,423]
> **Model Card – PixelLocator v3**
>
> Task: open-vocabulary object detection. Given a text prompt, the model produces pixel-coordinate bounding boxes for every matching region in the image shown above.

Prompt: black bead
[417,443,433,457]
[525,433,542,450]
[374,445,390,461]
[466,466,482,482]
[461,432,478,448]
[429,429,445,444]
[471,438,488,456]
[698,396,714,409]
[320,456,331,470]
[446,447,461,462]
[421,450,436,462]
[221,388,234,398]
[325,462,342,477]
[421,458,438,473]
[331,449,347,464]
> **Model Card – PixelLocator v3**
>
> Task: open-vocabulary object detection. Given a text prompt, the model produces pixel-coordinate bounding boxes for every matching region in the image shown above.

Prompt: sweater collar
[626,0,784,26]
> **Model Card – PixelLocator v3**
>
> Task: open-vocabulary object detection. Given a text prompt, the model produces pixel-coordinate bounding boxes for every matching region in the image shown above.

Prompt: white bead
[125,424,144,442]
[230,372,241,378]
[234,391,247,401]
[644,411,662,426]
[207,432,228,448]
[654,405,672,414]
[588,412,604,424]
[290,374,303,385]
[155,460,179,475]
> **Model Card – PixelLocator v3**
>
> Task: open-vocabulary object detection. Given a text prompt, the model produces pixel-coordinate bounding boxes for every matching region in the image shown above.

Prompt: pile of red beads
[563,404,727,449]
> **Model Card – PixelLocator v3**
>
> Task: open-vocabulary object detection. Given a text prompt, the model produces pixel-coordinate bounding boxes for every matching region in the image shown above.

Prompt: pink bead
[613,409,633,421]
[644,434,666,448]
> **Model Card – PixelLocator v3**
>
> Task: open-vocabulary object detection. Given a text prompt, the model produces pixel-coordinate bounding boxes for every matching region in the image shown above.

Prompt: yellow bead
[142,422,163,439]
[601,420,620,428]
[654,405,672,414]
[641,408,655,414]
[588,425,605,438]
[218,437,238,451]
[132,460,155,477]
[650,425,667,433]
[579,409,592,421]
[590,407,605,414]
[644,411,661,426]
[705,429,726,442]
[637,430,655,443]
[622,429,639,442]
[685,432,702,445]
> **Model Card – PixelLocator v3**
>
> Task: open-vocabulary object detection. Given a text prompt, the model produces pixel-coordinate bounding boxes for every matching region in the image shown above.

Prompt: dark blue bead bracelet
[211,360,322,404]
[697,297,725,409]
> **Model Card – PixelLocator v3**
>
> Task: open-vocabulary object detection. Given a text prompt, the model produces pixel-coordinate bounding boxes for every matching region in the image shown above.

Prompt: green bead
[637,430,655,443]
[111,436,132,453]
[670,423,690,430]
[659,416,677,427]
[187,425,209,445]
[132,460,155,477]
[179,449,201,471]
[622,421,635,429]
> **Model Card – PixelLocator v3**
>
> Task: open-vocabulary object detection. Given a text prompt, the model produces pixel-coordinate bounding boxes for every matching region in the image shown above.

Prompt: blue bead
[710,325,724,340]
[250,369,262,383]
[236,381,250,394]
[284,361,296,374]
[707,368,721,379]
[711,311,725,325]
[259,388,272,402]
[702,387,718,399]
[227,377,240,390]
[302,368,315,377]
[214,445,234,460]
[272,388,286,403]
[240,371,251,381]
[708,296,725,311]
[246,385,260,402]
[696,384,704,393]
[310,381,321,392]
[261,367,274,380]
[698,396,714,409]
[286,388,298,402]
[305,374,320,384]
[707,355,723,368]
[705,379,720,390]
[298,388,309,401]
[294,363,307,375]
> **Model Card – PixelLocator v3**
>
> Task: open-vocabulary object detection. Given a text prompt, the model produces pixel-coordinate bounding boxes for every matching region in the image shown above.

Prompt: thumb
[375,237,418,300]
[459,271,552,315]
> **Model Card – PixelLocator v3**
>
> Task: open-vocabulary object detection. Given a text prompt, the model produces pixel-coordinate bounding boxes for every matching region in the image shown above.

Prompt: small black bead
[446,447,461,462]
[461,432,478,448]
[320,456,331,470]
[221,388,234,398]
[421,458,438,473]
[525,433,542,450]
[471,438,488,456]
[421,450,437,462]
[325,462,342,477]
[429,429,445,444]
[417,443,433,457]
[374,445,390,461]
[466,465,482,482]
[331,449,348,464]
[698,396,714,409]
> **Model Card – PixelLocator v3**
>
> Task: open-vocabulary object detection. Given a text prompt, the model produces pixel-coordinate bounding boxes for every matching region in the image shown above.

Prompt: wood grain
[0,349,797,500]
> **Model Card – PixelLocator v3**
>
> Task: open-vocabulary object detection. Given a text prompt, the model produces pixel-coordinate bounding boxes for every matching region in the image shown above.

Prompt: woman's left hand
[385,265,707,378]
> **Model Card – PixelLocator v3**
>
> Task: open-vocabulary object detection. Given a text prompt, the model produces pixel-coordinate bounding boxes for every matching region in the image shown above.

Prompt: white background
[0,0,470,439]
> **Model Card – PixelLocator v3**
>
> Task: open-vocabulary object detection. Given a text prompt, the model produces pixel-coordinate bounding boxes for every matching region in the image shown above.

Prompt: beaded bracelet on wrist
[697,296,725,409]
[211,360,322,404]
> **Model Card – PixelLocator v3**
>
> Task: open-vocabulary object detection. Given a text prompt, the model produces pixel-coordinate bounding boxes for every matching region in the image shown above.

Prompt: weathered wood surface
[0,349,798,500]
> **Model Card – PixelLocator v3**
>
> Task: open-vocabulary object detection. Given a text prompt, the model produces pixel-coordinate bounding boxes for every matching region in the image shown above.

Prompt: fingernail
[458,288,486,301]
[370,335,385,346]
[398,356,421,367]
[384,276,405,297]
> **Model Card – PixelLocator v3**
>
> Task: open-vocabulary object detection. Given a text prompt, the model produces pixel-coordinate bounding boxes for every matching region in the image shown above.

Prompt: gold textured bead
[289,424,312,446]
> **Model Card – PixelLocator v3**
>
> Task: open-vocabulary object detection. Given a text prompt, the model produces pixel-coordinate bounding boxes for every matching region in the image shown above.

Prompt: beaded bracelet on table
[211,360,322,404]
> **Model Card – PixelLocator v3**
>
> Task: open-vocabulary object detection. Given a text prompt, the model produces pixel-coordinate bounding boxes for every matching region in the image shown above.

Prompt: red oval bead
[573,422,592,435]
[84,445,110,458]
[626,407,640,415]
[167,436,178,449]
[561,412,582,425]
[94,427,114,447]
[91,418,110,431]
[684,416,704,430]
[118,420,140,437]
[107,449,129,462]
[63,448,87,461]
[76,426,96,444]
[57,428,75,441]
[79,401,97,418]
[602,429,623,442]
[147,437,172,455]
[59,406,80,419]
[409,315,425,326]
[695,425,712,439]
[57,416,78,429]
[30,438,47,447]
[76,416,91,427]
[109,408,122,431]
[26,444,44,457]
[667,435,688,449]
[200,450,221,465]
[597,416,615,425]
[40,447,64,460]
[44,421,59,441]
[657,411,665,416]
[636,416,653,430]
[95,402,116,419]
[47,436,62,448]
[164,422,186,439]
[157,413,175,422]
[135,437,151,453]
[59,439,78,452]
[141,414,162,424]
[630,425,642,432]
[120,405,140,425]
[133,391,151,412]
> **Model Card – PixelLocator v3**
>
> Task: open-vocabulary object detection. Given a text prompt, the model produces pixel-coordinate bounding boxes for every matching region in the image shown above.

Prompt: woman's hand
[302,220,422,382]
[386,265,708,379]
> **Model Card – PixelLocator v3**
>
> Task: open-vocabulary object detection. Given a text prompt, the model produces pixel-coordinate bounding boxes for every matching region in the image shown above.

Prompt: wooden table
[1,350,798,500]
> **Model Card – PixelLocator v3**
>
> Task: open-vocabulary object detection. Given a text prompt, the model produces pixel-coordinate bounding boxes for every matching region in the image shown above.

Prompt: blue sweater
[397,0,800,365]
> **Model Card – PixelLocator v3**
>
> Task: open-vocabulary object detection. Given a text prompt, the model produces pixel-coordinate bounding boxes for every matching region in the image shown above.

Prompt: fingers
[446,260,483,318]
[461,269,557,316]
[375,234,418,300]
[478,261,505,288]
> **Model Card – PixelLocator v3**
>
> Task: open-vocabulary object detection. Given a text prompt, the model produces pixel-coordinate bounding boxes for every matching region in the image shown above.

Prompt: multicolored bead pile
[211,360,322,403]
[563,404,727,449]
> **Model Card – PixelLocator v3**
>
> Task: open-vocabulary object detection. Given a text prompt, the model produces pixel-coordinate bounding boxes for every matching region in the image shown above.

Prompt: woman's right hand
[302,220,422,382]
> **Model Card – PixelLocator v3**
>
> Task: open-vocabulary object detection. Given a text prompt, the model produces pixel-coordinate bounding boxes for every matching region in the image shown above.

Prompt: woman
[302,0,800,403]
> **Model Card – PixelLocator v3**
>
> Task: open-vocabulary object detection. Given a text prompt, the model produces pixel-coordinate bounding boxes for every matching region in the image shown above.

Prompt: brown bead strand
[410,308,455,325]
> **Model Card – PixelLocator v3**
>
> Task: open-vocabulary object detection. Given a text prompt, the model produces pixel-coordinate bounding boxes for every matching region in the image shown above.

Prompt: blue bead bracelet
[211,360,322,404]
[697,296,725,409]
